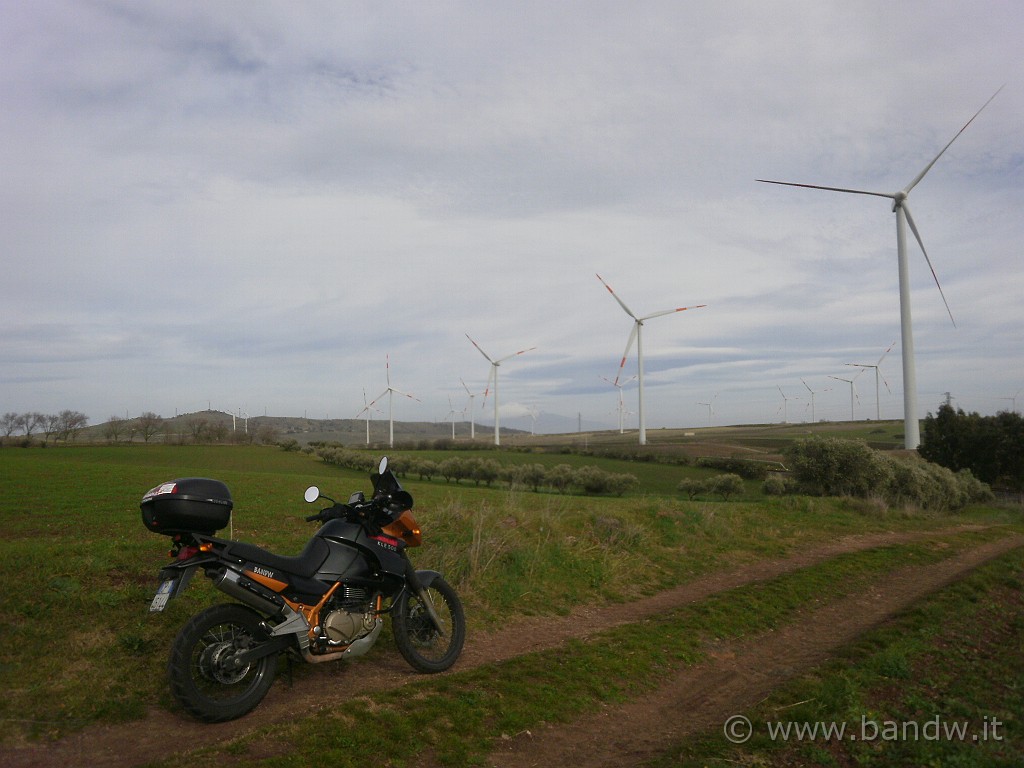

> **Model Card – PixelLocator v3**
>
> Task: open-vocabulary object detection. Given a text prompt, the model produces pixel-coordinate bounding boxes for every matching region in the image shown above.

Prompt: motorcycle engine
[317,585,376,645]
[322,608,376,644]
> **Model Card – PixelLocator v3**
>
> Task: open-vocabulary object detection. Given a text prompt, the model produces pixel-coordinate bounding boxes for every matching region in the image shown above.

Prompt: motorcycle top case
[140,477,232,535]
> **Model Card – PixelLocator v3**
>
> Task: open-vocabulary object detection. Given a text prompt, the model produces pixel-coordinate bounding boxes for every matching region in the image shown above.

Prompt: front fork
[403,559,448,637]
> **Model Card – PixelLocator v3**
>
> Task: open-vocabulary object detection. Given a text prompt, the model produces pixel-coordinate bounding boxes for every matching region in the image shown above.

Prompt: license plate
[149,578,177,613]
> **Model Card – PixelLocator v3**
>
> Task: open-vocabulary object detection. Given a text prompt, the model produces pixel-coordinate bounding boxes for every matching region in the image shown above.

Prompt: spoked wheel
[392,576,466,673]
[167,603,279,722]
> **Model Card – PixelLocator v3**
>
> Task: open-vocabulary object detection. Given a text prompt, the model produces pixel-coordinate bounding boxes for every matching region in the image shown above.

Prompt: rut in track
[486,533,1024,767]
[2,525,1014,768]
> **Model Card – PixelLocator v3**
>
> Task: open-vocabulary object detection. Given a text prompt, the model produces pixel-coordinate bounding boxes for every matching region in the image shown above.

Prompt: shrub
[677,478,709,500]
[696,456,770,480]
[710,473,745,500]
[762,475,790,496]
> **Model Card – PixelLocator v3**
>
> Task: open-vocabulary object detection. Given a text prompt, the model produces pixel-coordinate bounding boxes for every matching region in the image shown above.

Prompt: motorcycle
[142,456,465,722]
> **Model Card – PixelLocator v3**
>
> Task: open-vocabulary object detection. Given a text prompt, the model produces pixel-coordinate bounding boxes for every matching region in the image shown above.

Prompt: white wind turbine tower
[697,392,718,427]
[829,372,863,421]
[356,388,382,445]
[445,395,462,439]
[602,374,636,433]
[801,378,826,423]
[1000,389,1021,415]
[596,273,706,446]
[361,355,419,448]
[466,334,535,446]
[848,341,896,421]
[758,88,1002,449]
[777,386,796,424]
[460,378,480,440]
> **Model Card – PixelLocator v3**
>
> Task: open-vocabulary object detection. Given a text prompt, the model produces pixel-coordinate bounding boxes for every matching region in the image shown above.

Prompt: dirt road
[5,526,1020,768]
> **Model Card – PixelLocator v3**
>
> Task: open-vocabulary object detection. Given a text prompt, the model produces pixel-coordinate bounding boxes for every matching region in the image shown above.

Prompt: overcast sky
[3,1,1022,433]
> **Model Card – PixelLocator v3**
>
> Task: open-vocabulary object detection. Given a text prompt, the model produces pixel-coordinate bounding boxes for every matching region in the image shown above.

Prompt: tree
[920,404,1024,492]
[137,412,164,443]
[56,411,88,441]
[1,412,19,438]
[710,473,745,500]
[104,416,125,444]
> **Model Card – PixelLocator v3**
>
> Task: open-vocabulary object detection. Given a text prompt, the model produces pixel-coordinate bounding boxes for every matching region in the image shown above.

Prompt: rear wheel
[392,577,465,673]
[167,603,278,722]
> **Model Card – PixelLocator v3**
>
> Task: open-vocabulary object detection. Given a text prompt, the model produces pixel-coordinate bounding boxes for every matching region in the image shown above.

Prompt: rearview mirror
[304,486,320,504]
[378,456,388,475]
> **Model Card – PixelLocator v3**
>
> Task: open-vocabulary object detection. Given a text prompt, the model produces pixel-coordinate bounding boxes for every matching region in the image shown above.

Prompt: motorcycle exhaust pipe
[209,567,284,616]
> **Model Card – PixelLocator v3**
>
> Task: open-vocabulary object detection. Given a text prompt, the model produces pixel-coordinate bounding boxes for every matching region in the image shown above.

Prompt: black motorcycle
[143,456,465,722]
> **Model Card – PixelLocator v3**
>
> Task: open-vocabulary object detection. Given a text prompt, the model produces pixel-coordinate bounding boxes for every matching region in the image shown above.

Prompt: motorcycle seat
[225,536,330,579]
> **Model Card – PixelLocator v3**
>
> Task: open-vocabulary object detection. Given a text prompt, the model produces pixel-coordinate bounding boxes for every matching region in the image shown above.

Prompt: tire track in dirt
[485,533,1024,768]
[1,524,1009,768]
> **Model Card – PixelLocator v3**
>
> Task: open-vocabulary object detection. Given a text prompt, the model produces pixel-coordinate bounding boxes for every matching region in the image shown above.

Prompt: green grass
[652,547,1024,767]
[147,532,1012,767]
[0,445,1018,746]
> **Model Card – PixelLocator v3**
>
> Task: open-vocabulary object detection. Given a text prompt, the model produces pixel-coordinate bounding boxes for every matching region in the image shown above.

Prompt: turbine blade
[466,334,495,363]
[614,324,639,386]
[757,179,894,200]
[903,202,956,327]
[641,304,707,321]
[596,273,638,320]
[496,346,536,364]
[460,377,472,395]
[877,340,896,365]
[903,85,1004,195]
[385,354,391,387]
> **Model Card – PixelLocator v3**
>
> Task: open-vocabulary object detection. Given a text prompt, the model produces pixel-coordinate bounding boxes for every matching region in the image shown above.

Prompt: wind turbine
[997,389,1020,415]
[445,395,462,439]
[356,388,383,445]
[829,371,863,422]
[758,88,1001,449]
[776,386,795,424]
[361,355,419,448]
[801,378,827,423]
[460,378,480,440]
[848,341,896,421]
[466,334,535,446]
[697,392,718,427]
[602,374,636,433]
[596,273,707,445]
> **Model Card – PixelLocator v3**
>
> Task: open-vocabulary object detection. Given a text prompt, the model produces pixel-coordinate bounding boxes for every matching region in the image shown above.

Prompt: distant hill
[79,410,527,446]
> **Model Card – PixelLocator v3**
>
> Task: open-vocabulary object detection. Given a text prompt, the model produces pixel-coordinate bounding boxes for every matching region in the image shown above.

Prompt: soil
[4,525,1020,768]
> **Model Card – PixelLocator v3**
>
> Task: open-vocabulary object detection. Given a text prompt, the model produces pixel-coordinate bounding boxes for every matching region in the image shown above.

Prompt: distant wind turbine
[758,88,1002,449]
[460,378,480,440]
[356,387,382,445]
[777,386,795,424]
[466,334,535,446]
[848,341,896,421]
[1000,389,1021,415]
[697,392,718,427]
[361,355,419,448]
[602,374,636,433]
[801,378,827,423]
[829,372,863,422]
[596,273,706,445]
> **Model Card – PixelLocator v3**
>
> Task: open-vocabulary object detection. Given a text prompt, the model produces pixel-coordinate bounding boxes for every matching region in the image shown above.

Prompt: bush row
[676,473,746,500]
[313,447,639,496]
[785,436,992,511]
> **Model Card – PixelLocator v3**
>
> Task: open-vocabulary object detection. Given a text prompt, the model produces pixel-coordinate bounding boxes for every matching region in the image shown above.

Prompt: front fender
[413,569,442,588]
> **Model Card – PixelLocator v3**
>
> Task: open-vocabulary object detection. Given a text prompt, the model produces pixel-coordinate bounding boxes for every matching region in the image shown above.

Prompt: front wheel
[392,576,466,673]
[167,603,279,722]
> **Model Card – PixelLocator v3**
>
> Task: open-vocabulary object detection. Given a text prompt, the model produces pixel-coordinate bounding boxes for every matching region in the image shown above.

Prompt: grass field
[0,443,1019,762]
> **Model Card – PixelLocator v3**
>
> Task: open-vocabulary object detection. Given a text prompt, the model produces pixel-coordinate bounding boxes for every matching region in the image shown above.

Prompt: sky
[3,1,1023,434]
